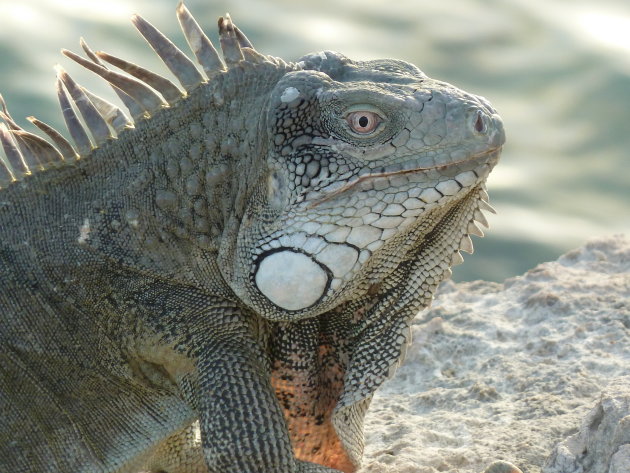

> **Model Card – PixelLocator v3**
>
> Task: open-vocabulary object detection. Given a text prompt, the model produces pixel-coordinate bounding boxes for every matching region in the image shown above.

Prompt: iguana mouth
[308,147,501,209]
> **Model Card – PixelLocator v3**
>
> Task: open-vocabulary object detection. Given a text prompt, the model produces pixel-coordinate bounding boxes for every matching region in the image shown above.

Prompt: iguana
[0,4,505,473]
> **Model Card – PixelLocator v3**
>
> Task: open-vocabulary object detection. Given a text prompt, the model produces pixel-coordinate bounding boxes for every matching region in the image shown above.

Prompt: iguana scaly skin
[0,5,505,473]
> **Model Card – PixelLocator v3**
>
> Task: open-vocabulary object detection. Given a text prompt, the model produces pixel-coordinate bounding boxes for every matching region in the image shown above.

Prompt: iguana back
[0,5,505,473]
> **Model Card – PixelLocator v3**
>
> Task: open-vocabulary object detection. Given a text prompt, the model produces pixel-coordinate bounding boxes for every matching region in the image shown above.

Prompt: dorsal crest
[0,3,289,189]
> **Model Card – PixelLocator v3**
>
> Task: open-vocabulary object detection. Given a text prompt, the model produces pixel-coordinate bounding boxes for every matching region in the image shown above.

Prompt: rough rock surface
[360,234,630,473]
[543,376,630,473]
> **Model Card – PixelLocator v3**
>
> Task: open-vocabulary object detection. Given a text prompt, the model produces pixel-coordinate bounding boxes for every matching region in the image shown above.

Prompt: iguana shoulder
[0,4,505,473]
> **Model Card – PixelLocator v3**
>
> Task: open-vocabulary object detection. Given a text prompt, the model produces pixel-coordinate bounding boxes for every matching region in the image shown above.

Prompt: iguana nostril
[474,111,486,134]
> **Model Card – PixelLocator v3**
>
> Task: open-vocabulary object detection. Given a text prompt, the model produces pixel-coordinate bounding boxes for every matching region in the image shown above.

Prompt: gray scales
[0,3,505,473]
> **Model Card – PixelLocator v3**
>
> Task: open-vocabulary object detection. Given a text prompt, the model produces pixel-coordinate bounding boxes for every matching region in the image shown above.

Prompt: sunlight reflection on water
[5,4,39,25]
[577,9,630,54]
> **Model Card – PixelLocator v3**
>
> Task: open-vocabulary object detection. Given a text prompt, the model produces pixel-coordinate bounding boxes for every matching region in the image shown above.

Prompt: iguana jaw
[240,108,503,318]
[247,155,497,318]
[306,147,502,209]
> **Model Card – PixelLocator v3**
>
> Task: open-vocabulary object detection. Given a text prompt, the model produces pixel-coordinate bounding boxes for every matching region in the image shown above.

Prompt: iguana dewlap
[0,4,505,473]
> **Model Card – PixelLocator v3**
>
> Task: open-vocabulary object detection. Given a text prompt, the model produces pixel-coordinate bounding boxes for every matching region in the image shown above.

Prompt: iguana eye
[346,111,382,134]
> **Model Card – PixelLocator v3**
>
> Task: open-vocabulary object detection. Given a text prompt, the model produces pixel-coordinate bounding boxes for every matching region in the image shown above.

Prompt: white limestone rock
[542,376,630,473]
[360,234,630,473]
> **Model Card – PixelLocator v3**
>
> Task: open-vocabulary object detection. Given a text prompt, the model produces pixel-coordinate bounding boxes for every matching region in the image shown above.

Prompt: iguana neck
[0,62,294,293]
[139,67,284,247]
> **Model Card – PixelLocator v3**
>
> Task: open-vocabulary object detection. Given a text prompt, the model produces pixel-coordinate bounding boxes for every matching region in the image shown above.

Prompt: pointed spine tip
[57,68,112,146]
[177,4,226,76]
[95,50,183,104]
[54,64,67,78]
[0,109,21,131]
[80,38,103,65]
[62,47,167,113]
[0,93,8,114]
[479,199,497,214]
[474,209,489,228]
[467,221,485,238]
[130,14,146,32]
[232,21,255,50]
[479,188,490,202]
[27,116,78,161]
[0,123,28,177]
[460,234,474,254]
[451,251,465,266]
[61,49,74,60]
[55,77,93,156]
[218,13,244,65]
[218,14,233,31]
[131,12,204,90]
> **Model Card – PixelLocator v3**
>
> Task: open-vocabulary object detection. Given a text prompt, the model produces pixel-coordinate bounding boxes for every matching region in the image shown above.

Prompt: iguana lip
[307,147,501,209]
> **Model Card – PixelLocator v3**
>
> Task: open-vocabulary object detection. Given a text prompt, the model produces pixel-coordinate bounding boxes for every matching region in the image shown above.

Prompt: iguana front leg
[180,310,341,473]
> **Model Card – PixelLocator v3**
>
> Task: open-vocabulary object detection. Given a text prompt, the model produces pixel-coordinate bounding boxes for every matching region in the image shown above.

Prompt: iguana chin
[0,4,504,473]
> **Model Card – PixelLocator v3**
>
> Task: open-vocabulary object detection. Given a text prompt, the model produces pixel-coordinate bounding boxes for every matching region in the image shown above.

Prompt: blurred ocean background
[0,0,628,282]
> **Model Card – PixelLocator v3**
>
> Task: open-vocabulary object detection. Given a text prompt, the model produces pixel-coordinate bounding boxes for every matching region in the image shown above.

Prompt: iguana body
[0,5,505,473]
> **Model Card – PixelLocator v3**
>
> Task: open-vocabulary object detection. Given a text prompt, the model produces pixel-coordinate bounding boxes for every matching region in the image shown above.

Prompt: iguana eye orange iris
[346,111,382,134]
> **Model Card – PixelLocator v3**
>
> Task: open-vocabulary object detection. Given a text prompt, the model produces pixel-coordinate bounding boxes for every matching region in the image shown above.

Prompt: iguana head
[0,5,503,324]
[224,51,504,319]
